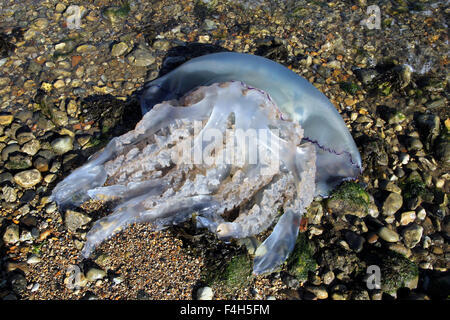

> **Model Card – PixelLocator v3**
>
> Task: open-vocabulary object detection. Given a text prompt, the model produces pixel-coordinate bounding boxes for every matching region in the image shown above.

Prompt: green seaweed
[379,250,419,294]
[31,241,46,255]
[339,82,361,95]
[286,233,317,282]
[202,252,253,289]
[329,181,370,212]
[400,174,433,203]
[115,1,130,18]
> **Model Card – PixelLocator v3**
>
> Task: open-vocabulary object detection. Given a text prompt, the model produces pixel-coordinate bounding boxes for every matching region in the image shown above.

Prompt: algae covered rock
[202,252,253,290]
[366,249,419,294]
[326,181,370,218]
[286,233,318,282]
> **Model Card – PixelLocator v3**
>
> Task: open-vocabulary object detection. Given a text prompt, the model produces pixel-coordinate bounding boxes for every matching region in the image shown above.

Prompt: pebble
[0,113,14,125]
[10,273,27,294]
[388,243,411,257]
[6,153,32,170]
[2,185,17,202]
[378,226,400,242]
[22,139,41,156]
[94,254,113,270]
[366,232,378,244]
[26,255,42,265]
[111,42,129,56]
[127,48,155,67]
[86,268,107,281]
[64,269,88,289]
[55,3,66,12]
[14,169,42,188]
[382,192,403,216]
[53,79,65,89]
[34,157,49,172]
[64,209,92,232]
[197,286,214,300]
[323,271,335,285]
[50,109,69,126]
[407,137,423,152]
[306,286,328,299]
[3,224,20,245]
[345,231,365,253]
[402,224,423,248]
[51,135,73,155]
[331,292,348,300]
[400,211,416,226]
[0,172,13,184]
[30,283,40,292]
[76,45,97,53]
[31,18,49,30]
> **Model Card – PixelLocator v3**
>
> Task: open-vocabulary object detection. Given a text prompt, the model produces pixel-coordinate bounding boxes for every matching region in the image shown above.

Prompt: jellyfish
[51,53,361,274]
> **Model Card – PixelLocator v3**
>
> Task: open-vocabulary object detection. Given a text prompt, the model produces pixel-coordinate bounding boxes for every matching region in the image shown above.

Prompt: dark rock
[5,152,32,170]
[354,68,379,85]
[1,143,20,161]
[317,246,362,276]
[9,273,27,295]
[406,137,423,152]
[414,113,440,151]
[281,271,299,288]
[255,37,289,63]
[19,189,36,204]
[0,172,13,185]
[345,231,365,253]
[433,131,450,167]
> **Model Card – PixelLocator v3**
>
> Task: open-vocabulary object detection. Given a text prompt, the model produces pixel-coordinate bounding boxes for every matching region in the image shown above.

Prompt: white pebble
[197,286,214,300]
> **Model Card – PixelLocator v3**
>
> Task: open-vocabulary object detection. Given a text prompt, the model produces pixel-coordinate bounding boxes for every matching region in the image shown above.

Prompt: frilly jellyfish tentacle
[81,194,219,258]
[253,209,301,275]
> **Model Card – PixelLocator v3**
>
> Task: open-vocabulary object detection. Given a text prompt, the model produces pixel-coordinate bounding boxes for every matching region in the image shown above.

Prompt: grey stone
[127,48,155,67]
[382,192,403,216]
[111,42,129,56]
[0,172,13,184]
[16,131,35,145]
[2,185,17,202]
[10,273,27,294]
[22,139,41,156]
[3,223,20,244]
[378,227,400,242]
[64,209,91,232]
[51,135,73,155]
[415,113,440,150]
[14,169,42,188]
[434,133,450,166]
[407,137,423,152]
[203,19,218,30]
[50,109,68,126]
[355,68,379,85]
[402,223,423,248]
